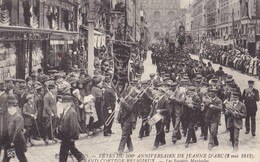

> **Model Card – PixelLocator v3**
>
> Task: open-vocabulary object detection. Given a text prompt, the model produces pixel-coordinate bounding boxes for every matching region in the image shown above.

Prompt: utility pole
[87,0,95,76]
[232,8,235,53]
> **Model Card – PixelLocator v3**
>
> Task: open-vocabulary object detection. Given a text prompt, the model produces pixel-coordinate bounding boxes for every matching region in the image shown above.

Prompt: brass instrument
[104,109,116,127]
[224,101,240,117]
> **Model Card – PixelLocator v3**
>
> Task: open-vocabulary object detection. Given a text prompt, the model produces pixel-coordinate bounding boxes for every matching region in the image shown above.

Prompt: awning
[80,25,104,36]
[210,39,234,46]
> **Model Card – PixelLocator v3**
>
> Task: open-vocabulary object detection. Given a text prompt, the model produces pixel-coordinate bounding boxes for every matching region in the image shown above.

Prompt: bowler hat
[48,83,56,90]
[61,95,72,103]
[188,86,196,91]
[248,80,254,84]
[7,95,18,106]
[0,82,5,90]
[92,76,102,85]
[26,94,34,100]
[232,92,240,97]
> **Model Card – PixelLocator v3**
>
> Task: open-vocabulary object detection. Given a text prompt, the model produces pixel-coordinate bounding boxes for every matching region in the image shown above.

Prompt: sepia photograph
[0,0,259,162]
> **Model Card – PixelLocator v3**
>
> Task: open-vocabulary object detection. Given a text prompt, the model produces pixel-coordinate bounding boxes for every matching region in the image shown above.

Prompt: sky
[181,0,193,9]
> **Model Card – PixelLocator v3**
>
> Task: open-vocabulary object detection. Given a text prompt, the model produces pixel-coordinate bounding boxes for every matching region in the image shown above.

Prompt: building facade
[140,0,181,41]
[0,0,80,81]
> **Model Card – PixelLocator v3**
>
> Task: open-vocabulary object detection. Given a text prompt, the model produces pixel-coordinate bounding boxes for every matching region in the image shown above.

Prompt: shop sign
[0,32,25,40]
[43,0,75,11]
[28,33,49,40]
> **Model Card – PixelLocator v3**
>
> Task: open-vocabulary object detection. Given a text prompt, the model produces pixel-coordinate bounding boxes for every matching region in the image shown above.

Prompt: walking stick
[34,118,41,139]
[50,115,54,141]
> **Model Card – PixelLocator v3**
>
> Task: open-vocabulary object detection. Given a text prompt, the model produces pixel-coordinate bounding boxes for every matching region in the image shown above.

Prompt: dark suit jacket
[8,112,27,152]
[60,107,81,140]
[205,97,222,123]
[149,95,170,117]
[0,91,9,141]
[23,102,37,126]
[117,97,136,124]
[43,92,57,118]
[226,101,247,129]
[242,88,259,113]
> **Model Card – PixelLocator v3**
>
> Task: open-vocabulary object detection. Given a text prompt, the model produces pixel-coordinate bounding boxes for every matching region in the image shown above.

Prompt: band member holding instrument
[205,89,223,150]
[117,91,138,154]
[198,81,209,140]
[225,92,247,151]
[148,87,170,150]
[242,80,259,136]
[184,86,201,148]
[103,78,116,136]
[138,80,153,139]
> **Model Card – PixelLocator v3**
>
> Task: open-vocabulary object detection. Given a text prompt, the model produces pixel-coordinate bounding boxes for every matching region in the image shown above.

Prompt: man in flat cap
[184,86,201,148]
[225,92,246,151]
[2,95,27,162]
[205,89,223,150]
[23,94,37,146]
[58,95,85,162]
[43,83,57,144]
[242,80,259,136]
[149,87,170,150]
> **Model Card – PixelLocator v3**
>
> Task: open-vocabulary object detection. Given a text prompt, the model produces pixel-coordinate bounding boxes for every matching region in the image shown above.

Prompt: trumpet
[225,101,240,116]
[105,109,116,127]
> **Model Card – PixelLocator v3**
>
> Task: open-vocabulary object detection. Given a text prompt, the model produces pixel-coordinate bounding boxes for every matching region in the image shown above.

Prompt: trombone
[105,109,116,127]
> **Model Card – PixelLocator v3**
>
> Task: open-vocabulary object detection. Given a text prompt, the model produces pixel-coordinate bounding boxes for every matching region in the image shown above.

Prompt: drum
[148,113,163,126]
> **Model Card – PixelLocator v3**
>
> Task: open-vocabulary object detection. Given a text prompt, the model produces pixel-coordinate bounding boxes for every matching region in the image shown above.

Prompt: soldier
[225,92,247,151]
[242,80,259,136]
[2,95,27,162]
[0,82,9,155]
[184,86,201,148]
[148,87,170,150]
[205,89,223,150]
[58,95,85,162]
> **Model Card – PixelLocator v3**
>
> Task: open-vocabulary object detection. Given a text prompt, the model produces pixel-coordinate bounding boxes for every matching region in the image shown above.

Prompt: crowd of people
[0,45,146,162]
[116,41,259,154]
[0,39,259,161]
[199,45,260,79]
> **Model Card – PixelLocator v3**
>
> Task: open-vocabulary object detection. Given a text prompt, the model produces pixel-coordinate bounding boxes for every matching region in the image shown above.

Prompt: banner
[112,42,131,97]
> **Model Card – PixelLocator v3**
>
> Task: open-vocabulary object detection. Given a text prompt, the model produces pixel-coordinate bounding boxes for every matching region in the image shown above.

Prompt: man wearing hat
[138,80,153,139]
[242,80,259,136]
[164,80,178,133]
[91,76,103,129]
[2,95,27,162]
[148,87,170,150]
[0,82,9,155]
[57,95,85,162]
[43,83,57,144]
[103,79,116,136]
[34,83,44,140]
[205,89,223,150]
[23,94,37,146]
[117,94,138,154]
[184,86,201,148]
[225,92,246,151]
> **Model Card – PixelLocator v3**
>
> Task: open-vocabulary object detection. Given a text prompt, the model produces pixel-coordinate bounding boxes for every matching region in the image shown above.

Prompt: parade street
[1,52,259,162]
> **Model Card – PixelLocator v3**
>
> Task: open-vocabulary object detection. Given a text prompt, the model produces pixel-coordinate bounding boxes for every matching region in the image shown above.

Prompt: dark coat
[23,102,37,126]
[242,88,259,113]
[226,101,247,129]
[117,97,137,124]
[149,95,170,118]
[60,107,81,140]
[43,92,57,118]
[205,97,222,123]
[8,112,27,152]
[0,91,9,142]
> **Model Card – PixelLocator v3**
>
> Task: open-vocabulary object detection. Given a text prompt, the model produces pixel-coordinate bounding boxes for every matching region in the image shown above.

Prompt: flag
[248,0,252,20]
